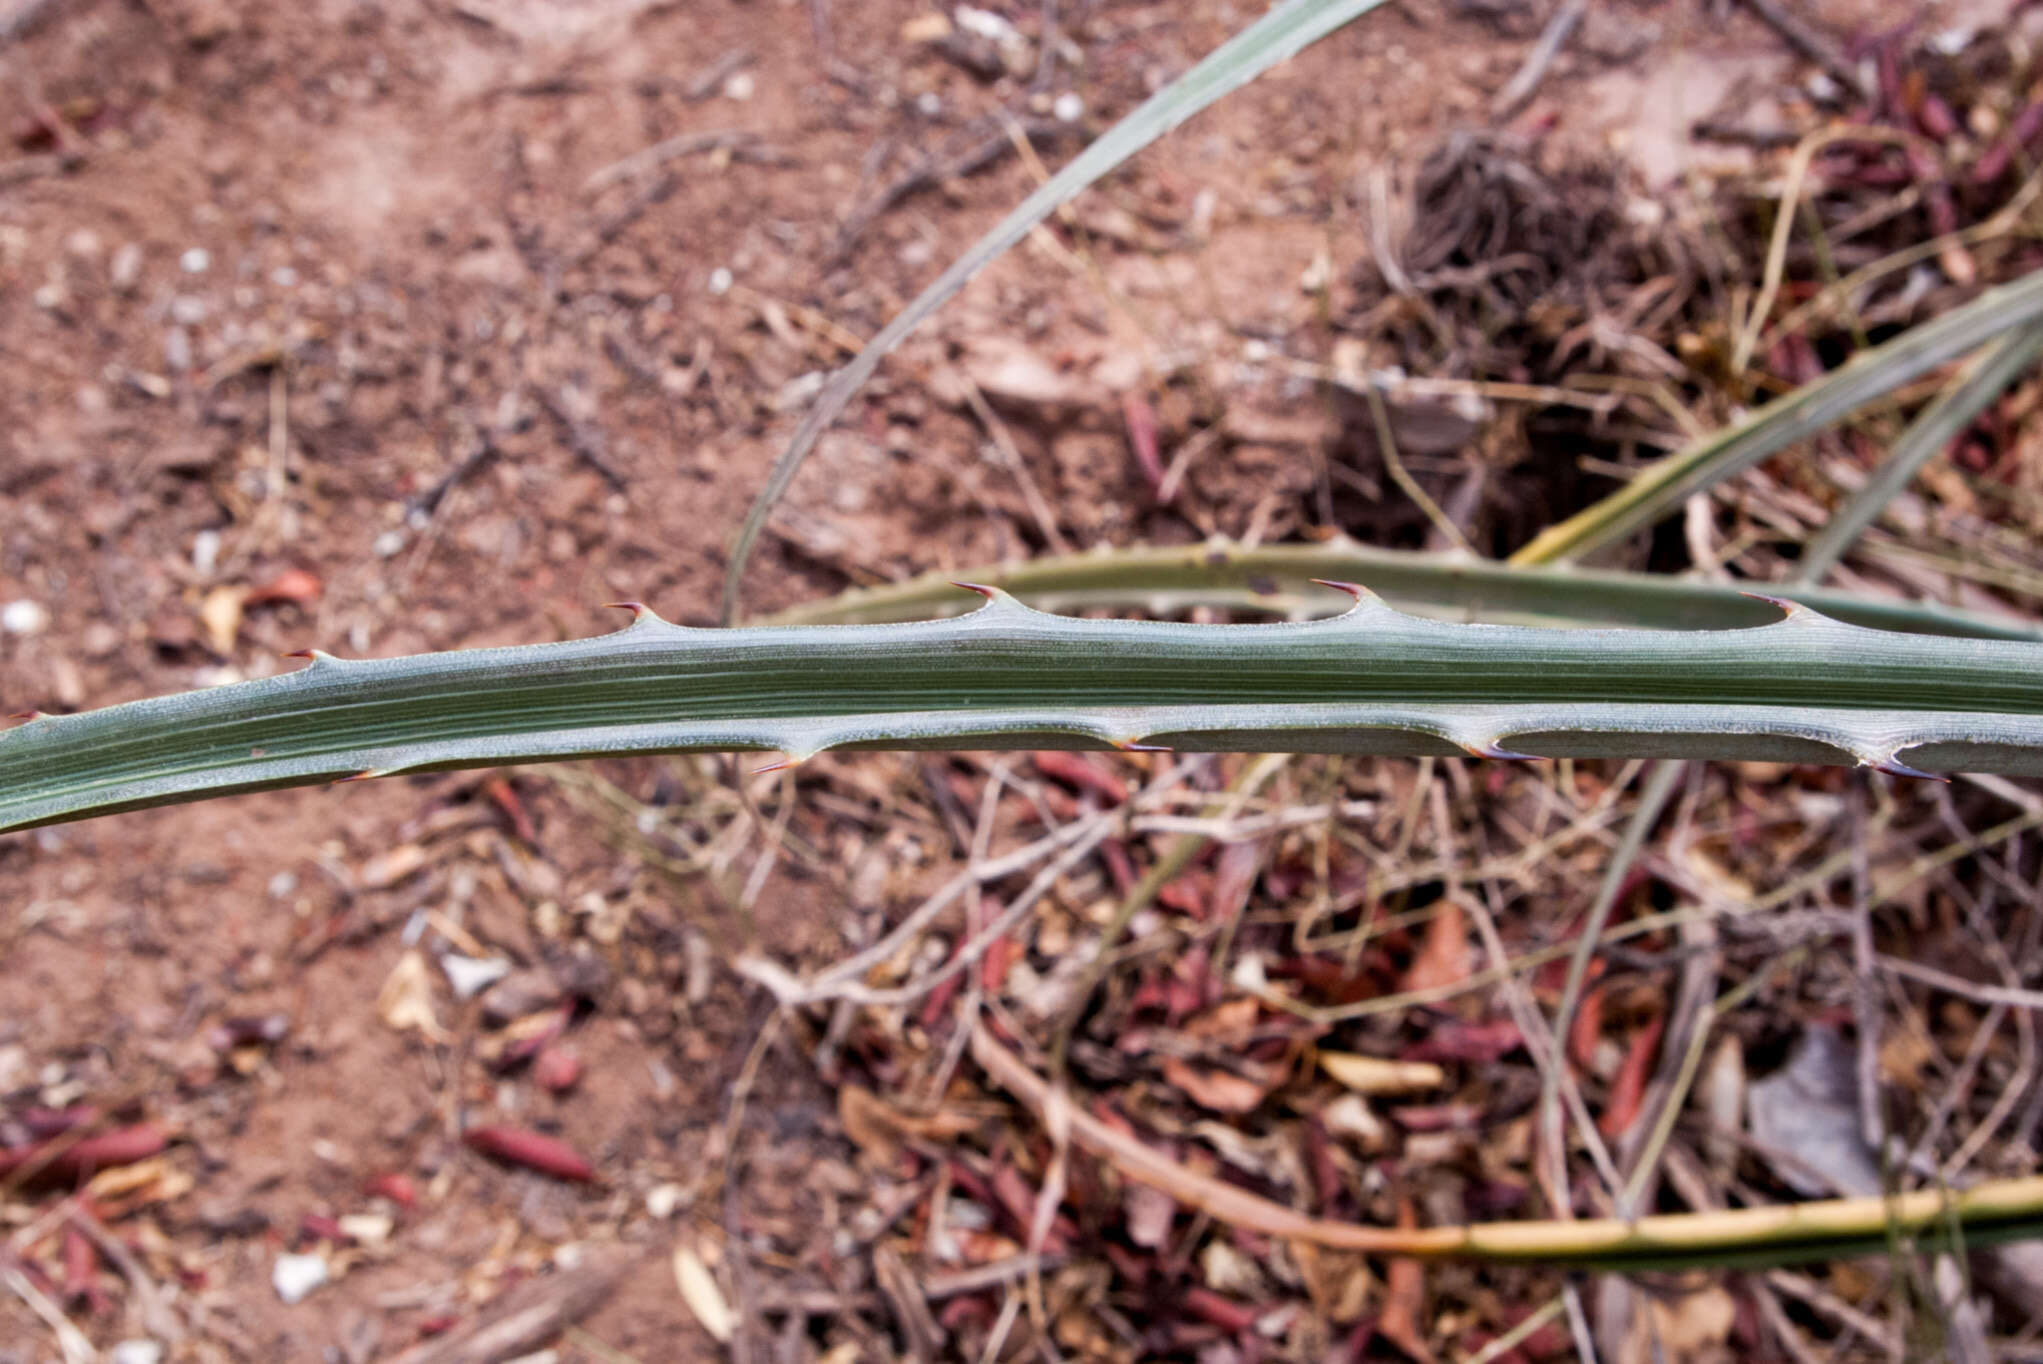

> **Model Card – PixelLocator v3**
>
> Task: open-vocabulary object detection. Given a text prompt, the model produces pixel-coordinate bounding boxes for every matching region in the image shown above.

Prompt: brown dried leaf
[672,1244,736,1344]
[1125,1184,1177,1249]
[1180,996,1262,1044]
[838,1085,985,1166]
[1400,897,1471,995]
[357,842,431,892]
[1318,1050,1445,1096]
[376,950,448,1042]
[197,584,247,655]
[1623,1280,1735,1364]
[1375,1196,1437,1363]
[1161,1056,1275,1115]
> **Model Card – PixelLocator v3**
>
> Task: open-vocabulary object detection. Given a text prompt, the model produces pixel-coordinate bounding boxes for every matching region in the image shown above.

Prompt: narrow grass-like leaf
[1795,322,2043,584]
[1509,267,2043,566]
[720,0,1392,623]
[767,538,2043,641]
[10,592,2043,832]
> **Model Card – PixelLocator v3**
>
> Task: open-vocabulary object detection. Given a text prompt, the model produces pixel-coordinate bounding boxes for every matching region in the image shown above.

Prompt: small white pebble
[164,327,192,372]
[267,870,299,899]
[110,242,143,291]
[170,295,208,325]
[191,528,221,575]
[271,1252,328,1304]
[706,267,733,296]
[372,529,407,558]
[955,6,1016,40]
[439,954,511,1000]
[915,91,942,118]
[271,265,298,287]
[337,1212,393,1245]
[722,71,754,101]
[645,1182,688,1219]
[180,247,211,274]
[1,600,50,636]
[1052,91,1084,123]
[32,282,65,311]
[110,1342,164,1364]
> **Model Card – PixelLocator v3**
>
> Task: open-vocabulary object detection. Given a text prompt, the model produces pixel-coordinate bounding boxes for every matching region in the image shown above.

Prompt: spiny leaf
[8,591,2043,832]
[765,536,2043,641]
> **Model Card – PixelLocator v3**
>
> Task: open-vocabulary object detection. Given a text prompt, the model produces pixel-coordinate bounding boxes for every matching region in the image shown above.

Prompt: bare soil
[1,1,2027,1361]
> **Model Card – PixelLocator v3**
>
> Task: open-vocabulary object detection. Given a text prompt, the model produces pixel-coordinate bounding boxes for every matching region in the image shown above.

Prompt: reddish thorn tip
[1111,740,1173,753]
[1465,742,1538,762]
[603,601,651,617]
[335,769,382,784]
[1738,590,1809,619]
[10,710,45,722]
[1871,757,1947,782]
[1309,579,1372,601]
[754,757,798,774]
[950,581,999,599]
[282,649,317,660]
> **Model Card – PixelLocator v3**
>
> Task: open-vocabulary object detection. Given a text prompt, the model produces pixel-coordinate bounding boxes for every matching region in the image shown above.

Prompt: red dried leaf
[1161,1056,1274,1115]
[1098,837,1138,895]
[300,1212,350,1246]
[1377,1198,1437,1364]
[0,1122,169,1184]
[244,567,324,608]
[1031,751,1129,805]
[1406,1017,1525,1065]
[61,1223,103,1312]
[1122,392,1164,496]
[1208,839,1263,925]
[1567,963,1607,1072]
[1597,1013,1666,1140]
[15,1105,102,1141]
[1184,1286,1263,1333]
[533,1045,582,1093]
[462,1124,596,1182]
[1400,898,1471,994]
[987,1164,1071,1253]
[483,775,539,844]
[980,934,1023,993]
[363,1171,419,1209]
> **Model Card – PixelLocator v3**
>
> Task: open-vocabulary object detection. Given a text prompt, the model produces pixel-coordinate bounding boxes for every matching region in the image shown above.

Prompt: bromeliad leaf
[7,589,2043,832]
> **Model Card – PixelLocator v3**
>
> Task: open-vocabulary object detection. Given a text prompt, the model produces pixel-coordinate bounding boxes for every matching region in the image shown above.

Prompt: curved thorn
[602,601,659,623]
[334,769,387,784]
[1463,740,1539,762]
[282,648,335,663]
[1111,739,1174,753]
[754,756,802,774]
[1869,755,1948,782]
[1738,590,1816,622]
[9,709,46,722]
[950,581,1000,599]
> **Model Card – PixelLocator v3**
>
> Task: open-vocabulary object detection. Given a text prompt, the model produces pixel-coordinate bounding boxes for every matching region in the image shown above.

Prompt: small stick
[1738,0,1873,104]
[832,118,1085,257]
[376,1247,638,1364]
[1491,0,1589,120]
[957,372,1072,556]
[1,1262,92,1364]
[583,129,769,194]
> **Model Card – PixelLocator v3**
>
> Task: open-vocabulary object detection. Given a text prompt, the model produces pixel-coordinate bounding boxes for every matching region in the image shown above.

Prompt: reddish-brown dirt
[0,0,1980,1360]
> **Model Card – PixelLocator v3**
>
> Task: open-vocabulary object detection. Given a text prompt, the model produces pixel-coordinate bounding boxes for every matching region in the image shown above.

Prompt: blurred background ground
[5,0,2043,1360]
